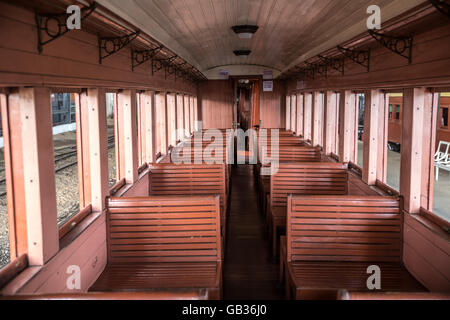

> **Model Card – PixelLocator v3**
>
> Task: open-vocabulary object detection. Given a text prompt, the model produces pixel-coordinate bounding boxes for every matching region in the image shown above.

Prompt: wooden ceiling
[96,0,426,78]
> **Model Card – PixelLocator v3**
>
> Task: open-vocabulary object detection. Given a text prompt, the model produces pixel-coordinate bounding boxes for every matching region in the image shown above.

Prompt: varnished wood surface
[223,165,283,300]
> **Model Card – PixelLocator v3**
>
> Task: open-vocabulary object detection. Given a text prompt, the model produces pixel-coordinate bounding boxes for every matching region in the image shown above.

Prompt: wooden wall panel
[2,213,107,295]
[286,14,450,93]
[260,80,285,129]
[199,81,233,129]
[0,2,197,95]
[403,214,450,292]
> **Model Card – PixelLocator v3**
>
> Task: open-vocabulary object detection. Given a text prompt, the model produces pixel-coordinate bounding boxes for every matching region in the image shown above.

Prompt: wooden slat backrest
[149,164,227,210]
[287,195,402,263]
[261,146,321,164]
[270,163,348,208]
[107,196,221,263]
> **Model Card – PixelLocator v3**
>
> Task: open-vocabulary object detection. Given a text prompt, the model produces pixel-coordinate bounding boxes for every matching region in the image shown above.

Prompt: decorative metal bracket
[151,59,166,75]
[131,45,163,71]
[98,30,140,64]
[429,0,450,19]
[307,62,327,78]
[337,45,370,71]
[35,2,97,53]
[368,30,413,64]
[318,55,345,76]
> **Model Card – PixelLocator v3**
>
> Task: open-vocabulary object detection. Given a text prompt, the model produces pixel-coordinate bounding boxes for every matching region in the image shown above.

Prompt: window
[0,96,10,269]
[51,93,80,227]
[386,93,403,190]
[357,93,365,168]
[106,92,117,186]
[395,105,401,120]
[441,107,448,128]
[433,93,450,222]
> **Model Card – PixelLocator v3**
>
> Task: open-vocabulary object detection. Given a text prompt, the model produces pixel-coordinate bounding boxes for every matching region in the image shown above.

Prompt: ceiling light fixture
[231,25,259,39]
[233,50,252,56]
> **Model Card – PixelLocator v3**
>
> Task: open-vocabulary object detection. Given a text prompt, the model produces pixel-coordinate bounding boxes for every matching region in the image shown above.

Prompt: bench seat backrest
[270,163,348,208]
[287,195,402,263]
[107,195,222,264]
[149,164,227,210]
[261,146,321,164]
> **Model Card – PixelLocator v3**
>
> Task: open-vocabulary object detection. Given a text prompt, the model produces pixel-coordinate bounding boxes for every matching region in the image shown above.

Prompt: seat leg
[272,224,277,258]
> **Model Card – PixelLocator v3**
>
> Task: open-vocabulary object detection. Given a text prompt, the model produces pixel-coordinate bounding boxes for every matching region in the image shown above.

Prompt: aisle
[223,165,284,300]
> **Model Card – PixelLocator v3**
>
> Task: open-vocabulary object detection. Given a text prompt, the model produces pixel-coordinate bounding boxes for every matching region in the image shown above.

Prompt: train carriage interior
[0,0,449,305]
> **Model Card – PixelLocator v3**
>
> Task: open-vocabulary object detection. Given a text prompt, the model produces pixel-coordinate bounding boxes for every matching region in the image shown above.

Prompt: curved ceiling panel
[95,0,426,78]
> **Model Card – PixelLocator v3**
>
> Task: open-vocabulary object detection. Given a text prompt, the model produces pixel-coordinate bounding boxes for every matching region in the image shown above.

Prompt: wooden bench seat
[268,163,348,256]
[338,290,450,300]
[284,195,426,300]
[149,164,228,238]
[90,196,222,299]
[4,290,210,300]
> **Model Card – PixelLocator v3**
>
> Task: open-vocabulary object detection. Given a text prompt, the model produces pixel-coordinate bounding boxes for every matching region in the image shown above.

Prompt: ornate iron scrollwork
[337,45,370,71]
[318,55,345,76]
[98,30,140,64]
[35,2,97,53]
[368,30,413,64]
[131,45,164,71]
[429,0,450,19]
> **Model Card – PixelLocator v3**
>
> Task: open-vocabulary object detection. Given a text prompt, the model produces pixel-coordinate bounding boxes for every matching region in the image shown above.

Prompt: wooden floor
[223,165,284,300]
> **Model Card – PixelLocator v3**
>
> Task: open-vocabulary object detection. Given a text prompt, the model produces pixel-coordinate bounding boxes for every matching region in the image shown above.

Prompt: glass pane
[386,93,402,190]
[51,93,79,227]
[357,94,365,167]
[106,93,117,187]
[0,109,9,268]
[433,93,450,222]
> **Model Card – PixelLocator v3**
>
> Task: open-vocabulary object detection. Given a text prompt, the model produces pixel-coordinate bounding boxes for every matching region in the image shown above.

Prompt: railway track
[0,136,115,197]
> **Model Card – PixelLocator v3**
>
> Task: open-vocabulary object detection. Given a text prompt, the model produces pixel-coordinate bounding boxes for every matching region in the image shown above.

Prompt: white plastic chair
[434,141,450,181]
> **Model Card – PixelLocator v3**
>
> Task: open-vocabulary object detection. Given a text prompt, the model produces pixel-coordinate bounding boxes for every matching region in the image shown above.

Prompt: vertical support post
[377,93,388,182]
[362,90,382,185]
[193,96,198,132]
[75,93,91,208]
[141,91,155,163]
[167,93,177,148]
[184,95,190,136]
[156,92,168,154]
[400,88,427,213]
[303,93,312,142]
[117,90,138,183]
[83,88,109,212]
[312,92,324,147]
[20,87,59,265]
[176,93,185,141]
[285,96,291,130]
[190,96,194,134]
[296,93,303,138]
[339,90,357,163]
[323,91,337,155]
[290,94,297,134]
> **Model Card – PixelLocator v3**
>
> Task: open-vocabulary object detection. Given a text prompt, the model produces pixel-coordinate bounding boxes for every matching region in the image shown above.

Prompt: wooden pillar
[184,95,190,135]
[19,87,59,265]
[303,93,312,142]
[323,91,337,155]
[339,90,357,163]
[189,96,194,133]
[312,92,324,147]
[400,88,430,213]
[296,93,303,137]
[362,90,383,185]
[193,96,198,132]
[118,90,138,183]
[141,91,155,163]
[176,93,184,141]
[167,93,177,148]
[286,95,291,130]
[290,94,296,133]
